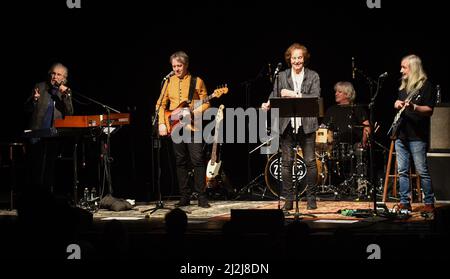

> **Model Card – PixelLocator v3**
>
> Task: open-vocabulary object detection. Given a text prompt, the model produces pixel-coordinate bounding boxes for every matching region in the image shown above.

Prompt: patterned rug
[92,200,433,221]
[0,201,435,222]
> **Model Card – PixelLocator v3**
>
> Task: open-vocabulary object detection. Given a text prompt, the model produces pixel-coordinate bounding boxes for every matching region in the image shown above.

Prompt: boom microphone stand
[368,72,387,214]
[71,90,121,203]
[355,67,386,214]
[235,64,271,200]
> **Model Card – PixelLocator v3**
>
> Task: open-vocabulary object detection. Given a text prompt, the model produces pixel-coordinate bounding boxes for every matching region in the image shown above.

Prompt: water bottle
[436,85,441,104]
[83,187,89,202]
[91,187,97,201]
[379,177,384,191]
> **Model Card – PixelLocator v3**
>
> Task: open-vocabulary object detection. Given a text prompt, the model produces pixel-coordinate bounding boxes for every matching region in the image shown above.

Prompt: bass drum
[264,149,327,197]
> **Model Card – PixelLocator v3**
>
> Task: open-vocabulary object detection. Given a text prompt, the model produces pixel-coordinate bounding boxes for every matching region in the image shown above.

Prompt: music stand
[270,97,322,219]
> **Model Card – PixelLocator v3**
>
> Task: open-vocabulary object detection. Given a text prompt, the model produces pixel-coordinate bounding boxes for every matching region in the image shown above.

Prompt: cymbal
[352,124,371,128]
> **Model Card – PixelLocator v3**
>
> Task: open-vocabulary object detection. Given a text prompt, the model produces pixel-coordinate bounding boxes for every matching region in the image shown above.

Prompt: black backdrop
[1,0,448,201]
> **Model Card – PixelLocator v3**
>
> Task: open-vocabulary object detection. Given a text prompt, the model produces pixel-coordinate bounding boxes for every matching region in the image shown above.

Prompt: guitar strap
[188,76,197,104]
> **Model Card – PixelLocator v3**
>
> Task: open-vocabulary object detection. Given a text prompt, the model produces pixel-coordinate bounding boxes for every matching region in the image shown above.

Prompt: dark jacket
[268,68,321,135]
[25,81,74,130]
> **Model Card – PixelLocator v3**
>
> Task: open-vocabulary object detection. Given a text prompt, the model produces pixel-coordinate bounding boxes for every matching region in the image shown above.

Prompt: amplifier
[428,152,450,202]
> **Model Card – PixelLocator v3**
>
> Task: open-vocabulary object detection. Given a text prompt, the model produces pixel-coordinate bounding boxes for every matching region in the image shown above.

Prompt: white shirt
[291,68,304,131]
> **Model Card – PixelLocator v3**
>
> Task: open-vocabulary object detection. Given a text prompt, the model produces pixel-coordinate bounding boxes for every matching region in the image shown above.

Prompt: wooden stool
[382,140,422,203]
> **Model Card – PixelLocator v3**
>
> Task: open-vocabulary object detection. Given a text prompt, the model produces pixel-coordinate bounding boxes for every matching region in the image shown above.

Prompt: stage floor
[0,199,438,231]
[97,200,433,220]
[1,200,449,260]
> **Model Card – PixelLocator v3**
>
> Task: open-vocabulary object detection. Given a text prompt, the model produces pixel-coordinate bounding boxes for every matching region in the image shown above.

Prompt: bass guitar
[164,85,228,134]
[206,104,225,185]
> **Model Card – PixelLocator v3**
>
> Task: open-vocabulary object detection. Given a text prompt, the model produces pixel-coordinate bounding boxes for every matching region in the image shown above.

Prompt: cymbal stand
[234,138,273,200]
[316,149,339,198]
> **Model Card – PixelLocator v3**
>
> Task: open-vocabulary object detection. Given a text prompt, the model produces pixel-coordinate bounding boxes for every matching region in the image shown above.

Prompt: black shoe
[198,196,211,208]
[283,200,293,211]
[175,198,190,207]
[198,200,211,208]
[307,197,317,210]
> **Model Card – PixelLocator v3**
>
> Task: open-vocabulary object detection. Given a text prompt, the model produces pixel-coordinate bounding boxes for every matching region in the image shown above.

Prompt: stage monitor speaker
[430,105,450,151]
[428,152,450,202]
[230,209,284,233]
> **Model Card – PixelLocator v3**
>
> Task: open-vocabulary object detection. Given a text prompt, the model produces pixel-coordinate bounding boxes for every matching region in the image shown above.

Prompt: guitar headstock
[212,84,229,98]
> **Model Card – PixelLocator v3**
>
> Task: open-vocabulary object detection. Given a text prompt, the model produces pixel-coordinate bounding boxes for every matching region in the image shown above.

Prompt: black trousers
[27,138,60,192]
[280,127,317,200]
[172,142,206,199]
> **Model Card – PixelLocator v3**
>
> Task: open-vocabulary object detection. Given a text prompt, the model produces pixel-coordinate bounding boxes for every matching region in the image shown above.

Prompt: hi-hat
[352,124,371,128]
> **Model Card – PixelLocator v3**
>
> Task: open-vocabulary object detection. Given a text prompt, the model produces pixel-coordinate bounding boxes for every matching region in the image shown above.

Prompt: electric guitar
[387,89,421,138]
[206,105,225,184]
[164,85,228,134]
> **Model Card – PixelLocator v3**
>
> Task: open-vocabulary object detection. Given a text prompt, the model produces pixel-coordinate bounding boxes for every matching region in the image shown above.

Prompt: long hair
[284,43,310,67]
[399,54,427,93]
[334,81,356,103]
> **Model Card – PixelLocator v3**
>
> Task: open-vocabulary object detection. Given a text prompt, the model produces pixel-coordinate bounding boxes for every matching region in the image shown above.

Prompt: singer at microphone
[261,43,321,211]
[25,62,75,187]
[154,50,212,208]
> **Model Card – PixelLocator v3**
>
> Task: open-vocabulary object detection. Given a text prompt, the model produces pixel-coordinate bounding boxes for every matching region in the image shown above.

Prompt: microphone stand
[368,74,386,214]
[141,76,174,214]
[275,72,282,210]
[355,67,384,215]
[235,64,268,200]
[70,91,121,203]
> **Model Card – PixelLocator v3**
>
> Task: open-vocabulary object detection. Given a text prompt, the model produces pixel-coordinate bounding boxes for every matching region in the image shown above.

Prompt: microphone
[352,57,355,79]
[268,63,273,83]
[51,81,62,89]
[273,62,282,77]
[379,72,388,78]
[163,70,175,81]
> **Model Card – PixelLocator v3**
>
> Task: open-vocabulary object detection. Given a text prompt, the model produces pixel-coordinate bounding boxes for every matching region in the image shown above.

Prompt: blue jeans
[395,139,434,205]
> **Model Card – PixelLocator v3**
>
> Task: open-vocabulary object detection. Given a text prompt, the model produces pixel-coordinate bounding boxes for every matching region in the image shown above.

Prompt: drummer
[323,81,371,148]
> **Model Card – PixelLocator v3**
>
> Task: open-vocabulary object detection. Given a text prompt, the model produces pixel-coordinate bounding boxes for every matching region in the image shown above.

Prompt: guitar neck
[210,120,222,163]
[211,142,218,163]
[193,94,215,110]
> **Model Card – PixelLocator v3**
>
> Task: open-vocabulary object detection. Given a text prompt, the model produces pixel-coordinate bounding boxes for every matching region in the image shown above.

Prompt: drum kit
[263,123,371,200]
